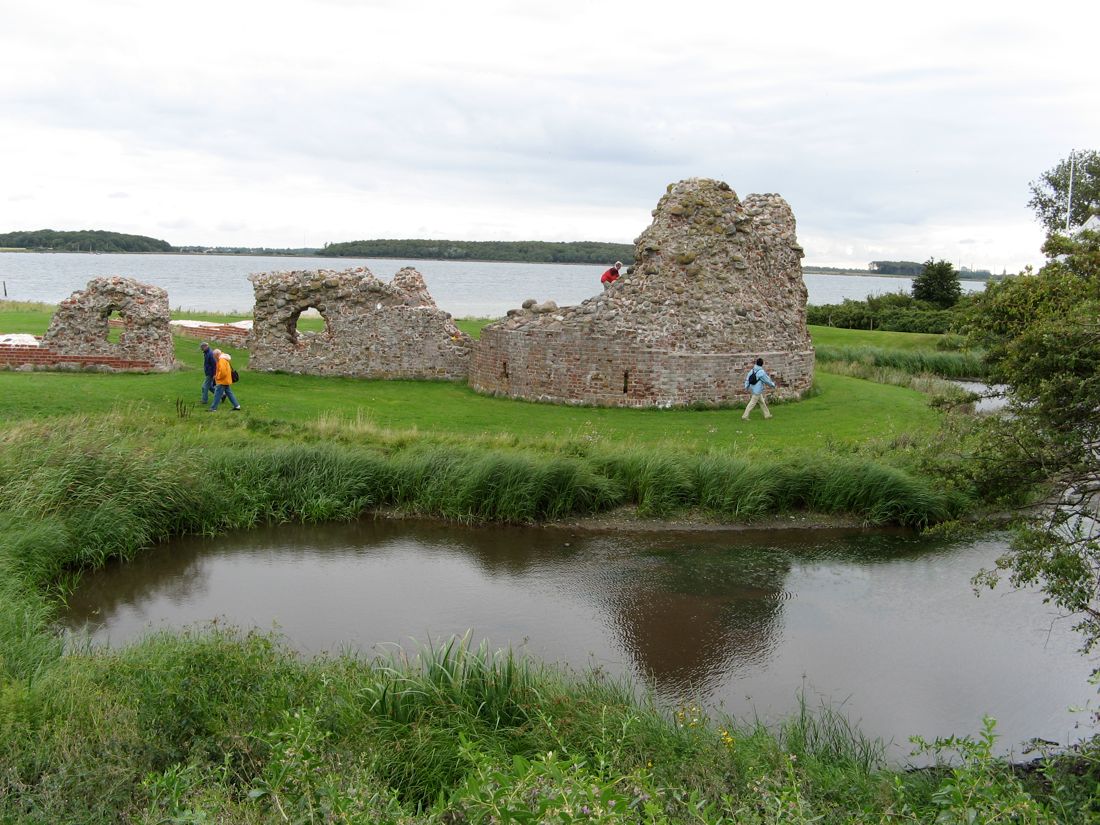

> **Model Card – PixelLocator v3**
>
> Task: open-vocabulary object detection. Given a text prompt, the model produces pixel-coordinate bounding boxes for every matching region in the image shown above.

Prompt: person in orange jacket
[207,349,241,411]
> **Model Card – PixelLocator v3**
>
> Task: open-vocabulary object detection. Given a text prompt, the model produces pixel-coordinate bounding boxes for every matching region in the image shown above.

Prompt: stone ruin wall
[247,267,472,379]
[470,178,815,407]
[0,277,174,372]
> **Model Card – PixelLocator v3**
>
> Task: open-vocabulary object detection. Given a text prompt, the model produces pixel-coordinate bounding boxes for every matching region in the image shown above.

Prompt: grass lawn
[0,368,939,454]
[0,304,945,453]
[807,324,944,351]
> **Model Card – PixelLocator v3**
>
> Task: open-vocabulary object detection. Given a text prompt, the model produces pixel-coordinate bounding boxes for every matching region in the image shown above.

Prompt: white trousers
[742,392,771,419]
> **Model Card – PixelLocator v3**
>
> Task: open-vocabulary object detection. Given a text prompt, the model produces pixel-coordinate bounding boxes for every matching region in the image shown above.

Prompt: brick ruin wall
[247,267,471,379]
[477,332,814,407]
[0,183,814,401]
[470,178,815,407]
[0,277,175,372]
[167,321,250,348]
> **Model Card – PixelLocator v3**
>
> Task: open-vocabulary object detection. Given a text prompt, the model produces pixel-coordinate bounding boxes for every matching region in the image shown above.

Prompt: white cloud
[1,0,1096,270]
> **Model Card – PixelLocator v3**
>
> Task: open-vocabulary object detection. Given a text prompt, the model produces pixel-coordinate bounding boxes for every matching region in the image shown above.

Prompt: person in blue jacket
[742,357,777,420]
[200,342,217,405]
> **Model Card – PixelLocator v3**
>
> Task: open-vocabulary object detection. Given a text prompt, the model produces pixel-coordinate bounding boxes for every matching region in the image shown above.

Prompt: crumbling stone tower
[247,267,471,379]
[470,178,815,406]
[42,276,175,368]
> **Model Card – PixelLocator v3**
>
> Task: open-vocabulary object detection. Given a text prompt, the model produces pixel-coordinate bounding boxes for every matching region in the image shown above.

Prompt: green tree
[964,229,1100,653]
[1027,150,1100,234]
[911,258,962,308]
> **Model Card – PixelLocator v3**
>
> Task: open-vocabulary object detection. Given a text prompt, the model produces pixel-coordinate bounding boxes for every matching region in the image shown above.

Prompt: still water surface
[1,253,987,317]
[61,520,1095,758]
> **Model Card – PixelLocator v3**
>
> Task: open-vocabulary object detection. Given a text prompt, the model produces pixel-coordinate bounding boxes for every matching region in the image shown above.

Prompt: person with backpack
[742,357,776,420]
[207,349,242,412]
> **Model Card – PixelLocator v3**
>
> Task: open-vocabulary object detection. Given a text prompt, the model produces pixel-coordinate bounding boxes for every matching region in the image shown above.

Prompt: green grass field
[0,306,947,454]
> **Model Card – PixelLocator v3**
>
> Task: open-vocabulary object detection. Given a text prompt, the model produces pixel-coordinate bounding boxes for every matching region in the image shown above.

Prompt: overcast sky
[2,0,1096,270]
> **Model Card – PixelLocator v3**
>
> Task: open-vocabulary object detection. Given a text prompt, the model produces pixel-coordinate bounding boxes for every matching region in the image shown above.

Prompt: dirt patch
[549,506,878,534]
[369,504,897,536]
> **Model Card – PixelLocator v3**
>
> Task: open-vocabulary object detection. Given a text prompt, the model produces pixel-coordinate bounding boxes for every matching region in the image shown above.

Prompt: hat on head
[614,261,623,268]
[200,342,209,349]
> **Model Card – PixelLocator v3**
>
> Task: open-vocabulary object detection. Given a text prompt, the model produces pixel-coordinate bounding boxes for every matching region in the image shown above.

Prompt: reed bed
[0,419,967,593]
[815,345,985,379]
[2,626,1090,823]
[815,360,975,404]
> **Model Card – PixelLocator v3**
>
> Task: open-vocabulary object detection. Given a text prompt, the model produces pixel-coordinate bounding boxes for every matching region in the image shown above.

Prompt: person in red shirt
[601,261,623,289]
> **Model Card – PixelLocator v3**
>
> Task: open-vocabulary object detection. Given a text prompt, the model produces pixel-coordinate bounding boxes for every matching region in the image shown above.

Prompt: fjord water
[1,252,987,317]
[61,520,1095,758]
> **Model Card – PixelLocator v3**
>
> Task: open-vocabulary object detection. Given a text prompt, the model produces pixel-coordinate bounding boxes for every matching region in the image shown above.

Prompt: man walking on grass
[742,357,776,420]
[200,342,217,405]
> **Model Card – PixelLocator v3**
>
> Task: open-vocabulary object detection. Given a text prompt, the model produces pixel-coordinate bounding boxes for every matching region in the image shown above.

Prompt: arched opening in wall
[104,308,128,344]
[285,306,334,345]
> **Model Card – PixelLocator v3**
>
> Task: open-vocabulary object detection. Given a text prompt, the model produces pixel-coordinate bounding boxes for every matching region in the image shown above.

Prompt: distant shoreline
[0,249,998,279]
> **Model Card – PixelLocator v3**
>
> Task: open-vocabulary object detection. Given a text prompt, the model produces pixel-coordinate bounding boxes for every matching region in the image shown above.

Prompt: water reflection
[61,520,1096,756]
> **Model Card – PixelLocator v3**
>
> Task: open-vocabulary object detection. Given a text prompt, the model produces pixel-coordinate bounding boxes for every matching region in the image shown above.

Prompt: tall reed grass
[815,345,985,379]
[3,626,1089,823]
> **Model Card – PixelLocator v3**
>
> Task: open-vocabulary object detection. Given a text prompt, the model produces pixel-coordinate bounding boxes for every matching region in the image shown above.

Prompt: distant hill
[318,239,634,265]
[0,229,172,253]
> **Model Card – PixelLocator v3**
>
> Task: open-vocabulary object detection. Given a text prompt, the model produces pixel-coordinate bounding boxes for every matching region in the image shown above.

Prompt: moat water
[60,520,1096,759]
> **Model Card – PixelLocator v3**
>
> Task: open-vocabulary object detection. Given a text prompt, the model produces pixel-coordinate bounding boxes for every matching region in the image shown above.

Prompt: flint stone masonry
[2,277,174,372]
[471,178,815,407]
[247,267,471,379]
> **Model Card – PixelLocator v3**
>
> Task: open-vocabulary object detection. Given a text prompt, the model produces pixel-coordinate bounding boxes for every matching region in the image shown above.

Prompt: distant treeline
[869,260,926,276]
[175,246,319,256]
[802,265,868,275]
[0,229,172,253]
[318,239,635,265]
[870,260,993,279]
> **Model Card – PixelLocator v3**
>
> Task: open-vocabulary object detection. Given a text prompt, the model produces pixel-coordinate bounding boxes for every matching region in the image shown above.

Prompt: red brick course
[0,344,157,371]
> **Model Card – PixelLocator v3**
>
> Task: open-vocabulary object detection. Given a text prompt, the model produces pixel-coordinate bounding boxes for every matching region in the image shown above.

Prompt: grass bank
[4,305,1090,822]
[0,305,952,453]
[2,626,1095,822]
